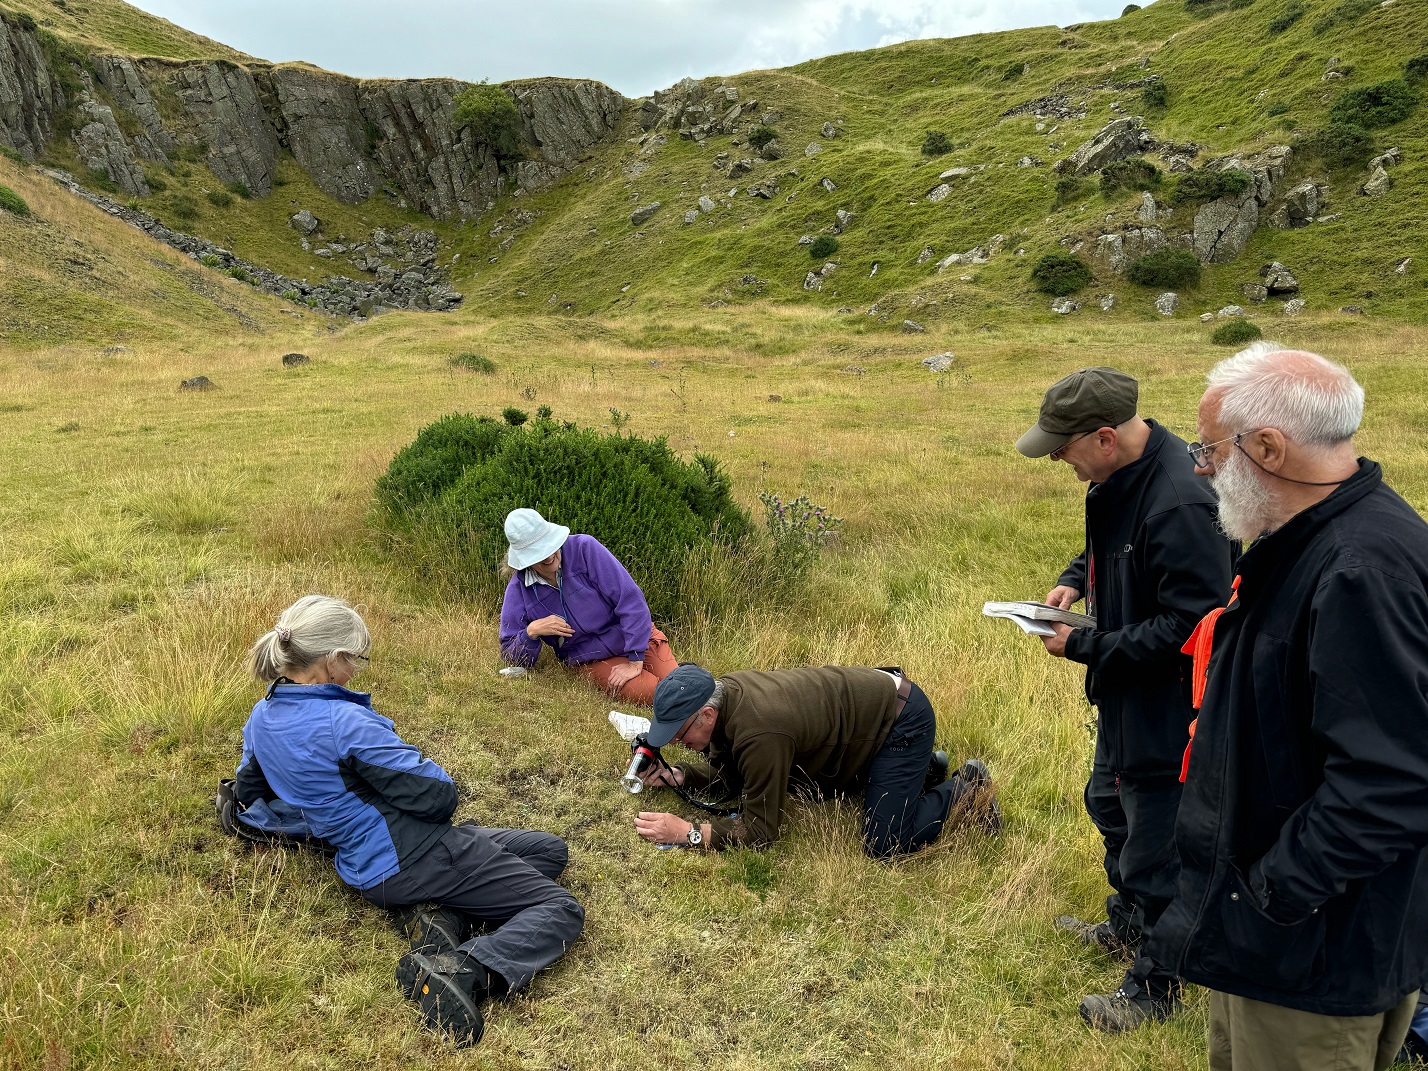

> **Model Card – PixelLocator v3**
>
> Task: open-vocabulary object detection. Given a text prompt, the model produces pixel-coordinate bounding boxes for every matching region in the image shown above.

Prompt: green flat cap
[1016,367,1139,458]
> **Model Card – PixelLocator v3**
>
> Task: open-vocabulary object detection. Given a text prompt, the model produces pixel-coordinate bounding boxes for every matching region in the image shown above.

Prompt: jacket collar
[268,682,373,707]
[1234,458,1381,597]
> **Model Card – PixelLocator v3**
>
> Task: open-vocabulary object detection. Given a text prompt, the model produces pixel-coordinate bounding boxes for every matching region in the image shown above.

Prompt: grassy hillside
[1,0,254,61]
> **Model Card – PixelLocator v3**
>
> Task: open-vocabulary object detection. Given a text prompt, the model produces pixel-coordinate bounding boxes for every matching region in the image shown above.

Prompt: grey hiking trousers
[361,824,584,993]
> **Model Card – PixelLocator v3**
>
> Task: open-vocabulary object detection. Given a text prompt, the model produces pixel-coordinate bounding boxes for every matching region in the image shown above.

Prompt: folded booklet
[982,600,1096,636]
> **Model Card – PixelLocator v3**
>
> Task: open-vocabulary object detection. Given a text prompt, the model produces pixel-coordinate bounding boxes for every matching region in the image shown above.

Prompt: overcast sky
[132,0,1135,98]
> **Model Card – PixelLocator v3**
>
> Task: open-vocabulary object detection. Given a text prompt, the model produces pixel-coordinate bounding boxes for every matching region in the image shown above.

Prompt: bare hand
[527,615,574,639]
[639,763,685,788]
[1040,621,1073,658]
[634,812,691,844]
[604,659,644,691]
[1044,585,1082,610]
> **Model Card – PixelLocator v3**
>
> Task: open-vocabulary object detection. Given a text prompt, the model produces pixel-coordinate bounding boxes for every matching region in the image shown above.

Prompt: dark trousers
[1085,756,1183,996]
[361,825,584,993]
[861,681,969,859]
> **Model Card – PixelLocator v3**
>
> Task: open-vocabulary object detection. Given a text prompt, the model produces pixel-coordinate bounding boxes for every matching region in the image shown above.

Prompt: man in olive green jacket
[632,664,998,856]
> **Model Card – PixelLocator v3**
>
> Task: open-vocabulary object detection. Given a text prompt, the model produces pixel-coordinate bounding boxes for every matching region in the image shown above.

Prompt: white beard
[1211,445,1282,542]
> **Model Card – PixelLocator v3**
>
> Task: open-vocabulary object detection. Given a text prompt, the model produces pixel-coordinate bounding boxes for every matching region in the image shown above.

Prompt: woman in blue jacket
[235,594,583,1047]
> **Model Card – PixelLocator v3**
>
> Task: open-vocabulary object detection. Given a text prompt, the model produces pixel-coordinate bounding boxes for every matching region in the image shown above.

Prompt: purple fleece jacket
[499,534,653,667]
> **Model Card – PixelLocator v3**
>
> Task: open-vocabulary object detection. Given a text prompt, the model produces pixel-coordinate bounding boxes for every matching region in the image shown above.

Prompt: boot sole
[402,953,485,1047]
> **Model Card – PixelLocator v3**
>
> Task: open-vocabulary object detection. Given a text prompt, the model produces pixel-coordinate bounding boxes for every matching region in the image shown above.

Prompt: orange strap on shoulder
[1179,575,1240,783]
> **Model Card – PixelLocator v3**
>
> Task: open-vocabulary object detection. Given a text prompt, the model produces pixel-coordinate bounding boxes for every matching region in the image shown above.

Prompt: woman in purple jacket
[498,508,678,705]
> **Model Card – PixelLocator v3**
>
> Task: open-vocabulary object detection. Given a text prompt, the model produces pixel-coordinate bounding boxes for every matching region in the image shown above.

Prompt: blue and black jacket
[235,683,457,890]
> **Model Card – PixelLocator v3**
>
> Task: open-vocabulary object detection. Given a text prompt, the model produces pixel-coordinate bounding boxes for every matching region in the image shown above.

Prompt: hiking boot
[924,750,950,793]
[392,905,469,998]
[1053,915,1137,962]
[1078,985,1181,1033]
[954,758,1002,835]
[396,951,491,1047]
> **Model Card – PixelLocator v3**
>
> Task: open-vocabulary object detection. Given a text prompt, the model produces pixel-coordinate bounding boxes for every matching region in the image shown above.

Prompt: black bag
[215,779,337,855]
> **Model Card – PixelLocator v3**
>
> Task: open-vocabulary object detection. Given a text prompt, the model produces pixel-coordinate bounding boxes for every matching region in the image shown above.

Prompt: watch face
[687,826,703,846]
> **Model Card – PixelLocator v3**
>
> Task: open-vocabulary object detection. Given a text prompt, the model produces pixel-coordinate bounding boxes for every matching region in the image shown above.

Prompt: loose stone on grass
[921,353,956,372]
[179,376,215,391]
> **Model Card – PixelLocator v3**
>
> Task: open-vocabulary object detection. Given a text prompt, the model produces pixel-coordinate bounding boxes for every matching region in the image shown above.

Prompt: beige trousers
[1208,989,1418,1071]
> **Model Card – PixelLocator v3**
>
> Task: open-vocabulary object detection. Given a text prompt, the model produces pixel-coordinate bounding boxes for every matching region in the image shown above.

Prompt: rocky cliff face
[0,15,625,219]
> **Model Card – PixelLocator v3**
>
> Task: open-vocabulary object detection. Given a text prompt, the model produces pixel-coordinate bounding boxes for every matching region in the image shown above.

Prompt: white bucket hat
[504,508,570,570]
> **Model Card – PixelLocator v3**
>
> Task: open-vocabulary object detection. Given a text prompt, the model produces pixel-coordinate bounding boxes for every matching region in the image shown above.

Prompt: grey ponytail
[247,594,371,682]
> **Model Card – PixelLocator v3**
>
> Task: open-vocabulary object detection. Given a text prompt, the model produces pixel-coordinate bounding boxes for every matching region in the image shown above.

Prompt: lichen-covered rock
[1261,261,1299,294]
[1057,117,1151,176]
[1155,291,1179,316]
[0,17,65,159]
[1360,166,1391,197]
[927,183,952,202]
[92,55,175,161]
[270,67,377,204]
[1268,181,1323,229]
[1094,227,1166,272]
[1051,298,1081,314]
[921,353,955,372]
[902,319,926,333]
[290,209,320,235]
[1193,190,1259,264]
[1216,305,1245,317]
[166,60,278,196]
[1099,293,1116,311]
[1283,298,1306,315]
[72,99,150,196]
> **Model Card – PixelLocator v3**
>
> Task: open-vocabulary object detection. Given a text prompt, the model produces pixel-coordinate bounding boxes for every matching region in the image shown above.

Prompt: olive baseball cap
[1015,367,1139,458]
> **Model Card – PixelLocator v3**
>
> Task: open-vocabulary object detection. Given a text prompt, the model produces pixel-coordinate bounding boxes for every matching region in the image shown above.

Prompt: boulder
[916,247,935,264]
[921,353,956,372]
[1242,283,1269,304]
[290,209,320,235]
[1017,155,1042,168]
[1369,147,1402,171]
[71,99,150,197]
[1216,305,1245,317]
[697,194,715,213]
[804,142,822,156]
[1099,293,1116,312]
[1396,257,1412,275]
[926,183,952,202]
[179,375,215,391]
[281,352,310,367]
[630,201,661,225]
[803,270,823,291]
[821,121,838,139]
[1360,167,1392,197]
[1093,227,1165,273]
[1051,298,1081,314]
[1155,291,1179,316]
[1261,261,1299,294]
[834,208,854,231]
[1268,181,1323,229]
[819,177,837,192]
[1193,190,1259,264]
[902,319,926,333]
[1200,312,1215,323]
[1057,117,1151,176]
[1137,191,1159,222]
[1283,298,1307,315]
[940,167,973,179]
[683,209,699,224]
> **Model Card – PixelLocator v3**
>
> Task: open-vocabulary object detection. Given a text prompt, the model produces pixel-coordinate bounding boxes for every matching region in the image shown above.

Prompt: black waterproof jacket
[1149,460,1428,1015]
[1059,421,1237,776]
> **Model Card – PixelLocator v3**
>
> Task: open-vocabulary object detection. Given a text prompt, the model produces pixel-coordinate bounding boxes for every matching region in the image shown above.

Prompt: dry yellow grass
[1,300,1425,1070]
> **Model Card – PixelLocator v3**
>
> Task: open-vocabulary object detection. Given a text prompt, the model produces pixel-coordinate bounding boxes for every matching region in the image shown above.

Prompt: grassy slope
[0,0,254,61]
[1,305,1425,1069]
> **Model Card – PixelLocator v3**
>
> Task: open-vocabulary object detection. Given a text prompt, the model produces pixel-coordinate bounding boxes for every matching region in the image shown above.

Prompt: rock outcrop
[72,98,150,196]
[1056,117,1152,176]
[0,17,65,159]
[1192,146,1292,264]
[269,67,377,204]
[92,55,175,161]
[1093,227,1166,272]
[166,60,278,195]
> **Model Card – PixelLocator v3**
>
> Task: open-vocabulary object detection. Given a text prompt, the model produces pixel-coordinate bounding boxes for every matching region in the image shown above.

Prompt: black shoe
[396,951,491,1047]
[392,905,469,998]
[953,759,1002,835]
[1053,915,1137,962]
[1078,985,1181,1033]
[924,750,950,793]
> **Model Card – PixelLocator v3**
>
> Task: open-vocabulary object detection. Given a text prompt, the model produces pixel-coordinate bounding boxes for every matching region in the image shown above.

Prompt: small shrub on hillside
[1054,175,1086,205]
[748,126,777,153]
[225,181,251,199]
[1293,123,1374,169]
[169,195,198,223]
[1172,167,1252,206]
[1100,157,1161,194]
[16,12,37,31]
[199,254,221,267]
[808,235,839,259]
[921,130,952,157]
[1141,81,1168,109]
[373,413,753,617]
[226,267,252,283]
[1001,62,1024,81]
[758,491,844,586]
[451,351,496,373]
[1313,0,1377,33]
[0,184,30,217]
[501,406,528,427]
[144,170,167,192]
[1328,81,1417,129]
[1126,248,1201,288]
[1407,56,1428,84]
[1268,0,1305,31]
[1211,319,1263,346]
[206,189,233,208]
[1121,4,1142,14]
[1,145,26,164]
[1267,101,1290,117]
[452,81,523,164]
[1030,252,1092,296]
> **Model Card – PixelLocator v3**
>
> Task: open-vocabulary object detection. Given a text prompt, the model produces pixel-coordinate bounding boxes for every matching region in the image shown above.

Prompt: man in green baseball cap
[1017,367,1237,1033]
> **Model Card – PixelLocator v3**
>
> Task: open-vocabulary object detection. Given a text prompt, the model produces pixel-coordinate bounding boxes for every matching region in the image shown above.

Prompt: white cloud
[130,0,1131,96]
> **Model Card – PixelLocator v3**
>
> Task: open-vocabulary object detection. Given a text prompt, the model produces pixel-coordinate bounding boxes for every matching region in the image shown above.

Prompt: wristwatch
[685,823,703,848]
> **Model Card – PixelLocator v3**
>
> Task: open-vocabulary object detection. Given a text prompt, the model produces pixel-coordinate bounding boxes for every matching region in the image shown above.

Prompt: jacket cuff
[1063,627,1094,665]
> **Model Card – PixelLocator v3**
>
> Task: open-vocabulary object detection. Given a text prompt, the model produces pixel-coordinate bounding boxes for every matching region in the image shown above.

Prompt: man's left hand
[635,811,691,845]
[1040,622,1074,658]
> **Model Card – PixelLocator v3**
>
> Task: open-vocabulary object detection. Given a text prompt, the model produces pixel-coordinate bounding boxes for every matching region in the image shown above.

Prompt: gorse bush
[374,413,753,617]
[452,81,523,164]
[1329,81,1417,129]
[1121,4,1142,14]
[1407,56,1428,84]
[0,184,30,217]
[1268,0,1305,32]
[1171,167,1252,206]
[451,352,496,373]
[1029,253,1092,296]
[1126,248,1201,288]
[808,235,839,259]
[747,126,777,153]
[1100,157,1160,194]
[206,190,232,208]
[501,406,528,426]
[922,130,952,157]
[1293,123,1374,169]
[1053,175,1086,206]
[1141,81,1168,109]
[1211,319,1263,346]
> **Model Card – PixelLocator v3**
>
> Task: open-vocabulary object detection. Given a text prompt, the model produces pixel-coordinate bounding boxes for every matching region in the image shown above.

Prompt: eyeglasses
[1049,430,1096,462]
[1186,429,1265,468]
[348,653,371,667]
[673,714,697,745]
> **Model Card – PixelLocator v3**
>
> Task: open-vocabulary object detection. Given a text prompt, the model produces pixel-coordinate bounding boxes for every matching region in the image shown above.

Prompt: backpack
[215,779,337,855]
